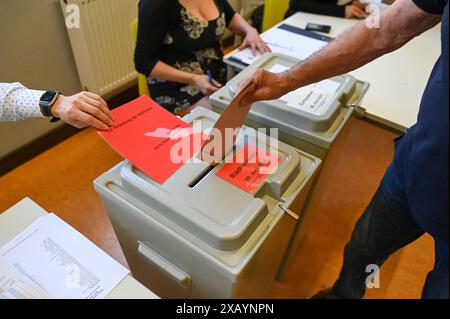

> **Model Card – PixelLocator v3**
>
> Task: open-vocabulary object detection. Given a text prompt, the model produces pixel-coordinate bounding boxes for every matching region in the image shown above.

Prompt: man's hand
[236,69,291,106]
[51,91,114,130]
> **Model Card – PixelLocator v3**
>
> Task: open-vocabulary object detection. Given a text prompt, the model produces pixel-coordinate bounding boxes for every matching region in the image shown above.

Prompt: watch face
[41,91,58,104]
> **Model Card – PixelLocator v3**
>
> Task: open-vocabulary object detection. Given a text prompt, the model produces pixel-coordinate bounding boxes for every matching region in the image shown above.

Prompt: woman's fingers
[250,43,258,56]
[239,39,249,50]
[263,42,272,52]
[205,84,219,96]
[213,79,222,88]
[256,41,270,53]
[354,7,368,18]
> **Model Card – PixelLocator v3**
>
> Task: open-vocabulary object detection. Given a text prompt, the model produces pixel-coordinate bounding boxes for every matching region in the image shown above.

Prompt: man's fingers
[236,77,254,96]
[79,101,114,126]
[237,69,262,94]
[80,94,101,108]
[77,112,109,131]
[89,97,114,122]
[70,119,88,129]
[81,92,114,121]
[79,95,114,124]
[82,91,102,101]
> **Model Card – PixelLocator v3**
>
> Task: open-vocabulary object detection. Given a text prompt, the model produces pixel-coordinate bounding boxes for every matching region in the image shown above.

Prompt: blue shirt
[395,0,449,245]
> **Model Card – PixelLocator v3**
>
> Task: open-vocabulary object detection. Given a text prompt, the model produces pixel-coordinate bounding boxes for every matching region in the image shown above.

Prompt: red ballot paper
[99,96,204,184]
[216,144,281,193]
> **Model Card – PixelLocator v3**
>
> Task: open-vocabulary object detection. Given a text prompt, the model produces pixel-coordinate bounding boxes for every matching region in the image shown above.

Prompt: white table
[0,198,159,299]
[224,12,441,132]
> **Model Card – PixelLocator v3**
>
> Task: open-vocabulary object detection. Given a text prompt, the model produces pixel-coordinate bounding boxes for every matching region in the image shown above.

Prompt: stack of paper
[0,263,50,299]
[0,213,129,299]
[230,24,331,66]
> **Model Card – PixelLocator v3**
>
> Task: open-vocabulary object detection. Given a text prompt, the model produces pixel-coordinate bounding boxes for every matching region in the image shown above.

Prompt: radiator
[60,0,139,98]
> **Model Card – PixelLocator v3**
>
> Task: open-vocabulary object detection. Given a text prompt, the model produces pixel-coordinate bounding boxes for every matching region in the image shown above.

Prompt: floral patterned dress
[134,0,236,113]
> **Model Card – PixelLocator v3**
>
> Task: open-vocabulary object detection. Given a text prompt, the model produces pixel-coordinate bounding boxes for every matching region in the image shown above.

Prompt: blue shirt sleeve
[412,0,447,14]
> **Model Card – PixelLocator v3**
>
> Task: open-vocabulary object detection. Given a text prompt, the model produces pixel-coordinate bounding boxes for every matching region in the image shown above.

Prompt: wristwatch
[39,90,59,118]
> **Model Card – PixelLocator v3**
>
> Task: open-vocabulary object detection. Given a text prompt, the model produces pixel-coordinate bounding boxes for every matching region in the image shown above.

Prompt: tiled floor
[0,106,434,299]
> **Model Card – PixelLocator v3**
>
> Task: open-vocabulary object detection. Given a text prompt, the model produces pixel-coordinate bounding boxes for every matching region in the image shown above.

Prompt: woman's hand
[51,91,114,130]
[191,74,222,96]
[345,2,369,19]
[239,27,271,56]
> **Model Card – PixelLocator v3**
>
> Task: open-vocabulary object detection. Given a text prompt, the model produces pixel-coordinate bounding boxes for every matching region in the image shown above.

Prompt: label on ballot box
[216,144,281,194]
[268,64,340,116]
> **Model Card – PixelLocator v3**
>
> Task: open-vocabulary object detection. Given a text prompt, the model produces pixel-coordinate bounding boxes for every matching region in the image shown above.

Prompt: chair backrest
[131,19,150,97]
[262,0,290,32]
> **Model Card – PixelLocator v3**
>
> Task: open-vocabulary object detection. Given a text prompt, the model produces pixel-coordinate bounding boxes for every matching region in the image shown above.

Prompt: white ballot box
[211,53,369,160]
[94,108,321,298]
[0,198,159,299]
[210,53,369,276]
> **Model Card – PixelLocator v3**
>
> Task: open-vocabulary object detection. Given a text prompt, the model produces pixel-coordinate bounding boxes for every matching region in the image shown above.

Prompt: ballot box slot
[188,164,217,188]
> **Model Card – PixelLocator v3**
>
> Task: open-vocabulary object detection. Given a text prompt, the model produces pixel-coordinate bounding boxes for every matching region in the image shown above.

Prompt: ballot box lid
[96,108,320,252]
[210,53,369,149]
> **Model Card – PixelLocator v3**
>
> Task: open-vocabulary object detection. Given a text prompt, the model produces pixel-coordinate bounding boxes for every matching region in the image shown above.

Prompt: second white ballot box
[94,107,321,298]
[210,53,370,161]
[210,54,369,276]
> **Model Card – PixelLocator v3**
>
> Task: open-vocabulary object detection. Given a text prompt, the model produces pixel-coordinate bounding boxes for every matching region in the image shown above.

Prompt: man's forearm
[0,83,44,121]
[282,0,440,93]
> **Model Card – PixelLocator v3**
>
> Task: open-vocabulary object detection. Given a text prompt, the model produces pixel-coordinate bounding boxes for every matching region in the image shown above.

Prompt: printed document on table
[0,262,50,299]
[0,213,129,299]
[230,26,328,65]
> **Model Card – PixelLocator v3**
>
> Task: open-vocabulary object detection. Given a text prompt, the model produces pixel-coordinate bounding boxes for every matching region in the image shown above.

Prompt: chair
[131,19,151,97]
[262,0,290,32]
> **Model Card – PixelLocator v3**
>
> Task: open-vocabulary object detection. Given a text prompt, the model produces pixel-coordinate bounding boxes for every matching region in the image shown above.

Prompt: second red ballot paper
[99,96,204,184]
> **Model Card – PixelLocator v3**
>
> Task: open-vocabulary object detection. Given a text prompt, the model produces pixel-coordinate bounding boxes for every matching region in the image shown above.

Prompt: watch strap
[39,91,59,117]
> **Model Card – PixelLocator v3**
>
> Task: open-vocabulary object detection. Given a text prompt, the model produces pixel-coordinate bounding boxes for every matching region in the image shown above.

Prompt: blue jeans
[332,163,449,299]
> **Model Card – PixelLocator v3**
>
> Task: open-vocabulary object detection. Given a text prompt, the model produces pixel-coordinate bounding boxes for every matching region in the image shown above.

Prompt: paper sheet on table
[230,26,328,65]
[0,213,129,299]
[0,262,50,299]
[267,64,341,116]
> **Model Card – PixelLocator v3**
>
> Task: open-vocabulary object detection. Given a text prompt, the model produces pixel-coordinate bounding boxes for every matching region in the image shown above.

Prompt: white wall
[0,0,81,160]
[228,0,264,17]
